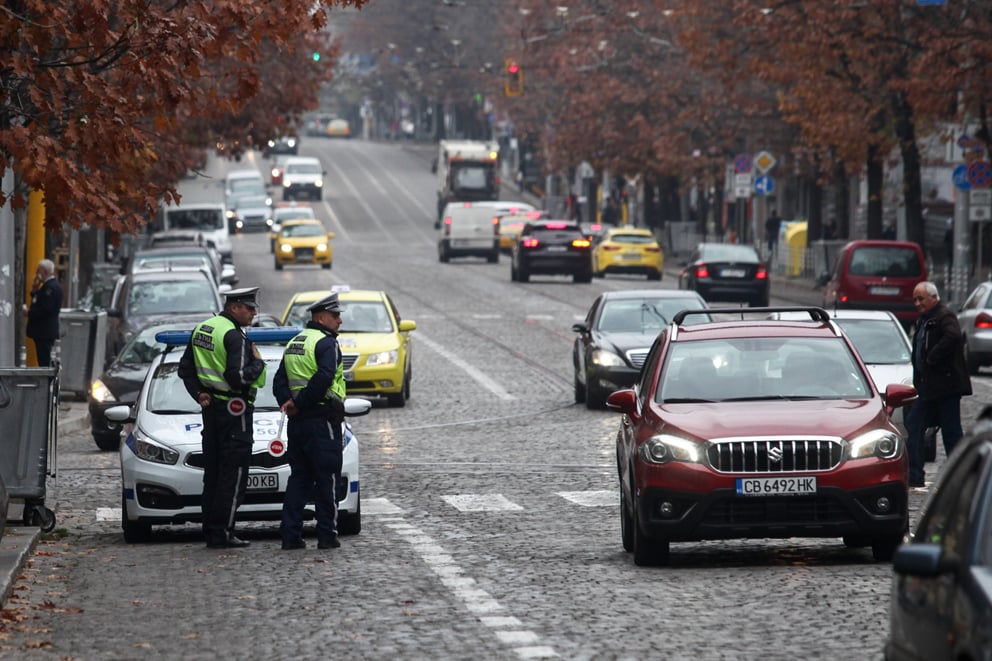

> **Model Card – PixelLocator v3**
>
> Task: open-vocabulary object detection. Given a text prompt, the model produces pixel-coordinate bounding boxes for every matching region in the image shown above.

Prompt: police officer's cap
[307,292,342,314]
[223,287,260,309]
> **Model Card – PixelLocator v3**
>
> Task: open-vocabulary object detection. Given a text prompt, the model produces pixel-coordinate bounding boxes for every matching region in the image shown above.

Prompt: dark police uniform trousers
[201,399,254,544]
[281,415,343,545]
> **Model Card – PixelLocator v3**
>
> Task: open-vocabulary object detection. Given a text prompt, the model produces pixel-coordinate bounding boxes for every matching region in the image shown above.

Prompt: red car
[608,306,917,566]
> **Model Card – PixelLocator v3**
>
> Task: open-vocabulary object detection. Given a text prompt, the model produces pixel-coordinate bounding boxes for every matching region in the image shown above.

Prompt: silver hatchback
[957,281,992,375]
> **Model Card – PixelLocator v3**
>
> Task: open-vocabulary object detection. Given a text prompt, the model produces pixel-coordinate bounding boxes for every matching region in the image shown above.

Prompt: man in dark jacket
[906,281,972,488]
[23,259,63,367]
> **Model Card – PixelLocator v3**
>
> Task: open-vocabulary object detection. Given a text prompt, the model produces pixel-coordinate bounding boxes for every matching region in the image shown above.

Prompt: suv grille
[707,438,843,473]
[186,451,289,470]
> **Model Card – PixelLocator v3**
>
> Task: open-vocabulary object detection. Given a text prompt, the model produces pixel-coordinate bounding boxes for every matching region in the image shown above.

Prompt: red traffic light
[507,63,519,74]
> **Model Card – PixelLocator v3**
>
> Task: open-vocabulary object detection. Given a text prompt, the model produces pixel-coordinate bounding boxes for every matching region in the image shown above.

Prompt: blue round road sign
[754,175,774,196]
[967,161,992,188]
[953,164,972,190]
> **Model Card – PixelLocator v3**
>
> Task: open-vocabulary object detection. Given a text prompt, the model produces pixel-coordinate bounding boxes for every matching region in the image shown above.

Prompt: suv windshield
[658,337,870,403]
[128,278,217,316]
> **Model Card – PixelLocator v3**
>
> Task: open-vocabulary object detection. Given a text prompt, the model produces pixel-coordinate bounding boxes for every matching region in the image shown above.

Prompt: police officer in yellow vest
[178,287,266,549]
[273,292,346,550]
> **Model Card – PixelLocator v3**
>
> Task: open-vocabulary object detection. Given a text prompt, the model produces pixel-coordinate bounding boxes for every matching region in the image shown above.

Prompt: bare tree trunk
[894,92,924,249]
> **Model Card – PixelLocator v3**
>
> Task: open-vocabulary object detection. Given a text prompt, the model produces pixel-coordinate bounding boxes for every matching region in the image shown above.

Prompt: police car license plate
[736,476,816,496]
[247,473,278,492]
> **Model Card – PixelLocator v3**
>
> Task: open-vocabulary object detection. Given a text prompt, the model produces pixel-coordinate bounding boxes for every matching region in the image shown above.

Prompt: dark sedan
[511,220,593,283]
[678,242,770,306]
[885,407,992,660]
[572,290,710,408]
[88,315,205,450]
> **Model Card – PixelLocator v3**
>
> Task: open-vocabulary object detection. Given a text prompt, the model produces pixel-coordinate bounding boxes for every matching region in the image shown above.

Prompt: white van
[437,202,499,263]
[154,203,232,263]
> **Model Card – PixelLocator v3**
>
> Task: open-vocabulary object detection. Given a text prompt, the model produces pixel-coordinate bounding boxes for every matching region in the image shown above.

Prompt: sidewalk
[0,399,88,606]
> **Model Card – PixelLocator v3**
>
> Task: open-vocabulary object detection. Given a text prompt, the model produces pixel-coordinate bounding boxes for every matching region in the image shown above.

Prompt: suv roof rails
[673,306,831,325]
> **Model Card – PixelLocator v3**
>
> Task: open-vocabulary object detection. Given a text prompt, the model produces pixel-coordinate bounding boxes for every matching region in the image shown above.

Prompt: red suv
[821,240,926,326]
[608,307,917,566]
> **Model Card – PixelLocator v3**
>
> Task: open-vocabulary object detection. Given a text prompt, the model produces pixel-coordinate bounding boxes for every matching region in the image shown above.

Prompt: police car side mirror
[105,405,135,424]
[344,397,372,417]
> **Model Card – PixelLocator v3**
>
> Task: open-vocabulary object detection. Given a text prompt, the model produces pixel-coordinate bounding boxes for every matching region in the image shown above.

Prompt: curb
[0,525,40,608]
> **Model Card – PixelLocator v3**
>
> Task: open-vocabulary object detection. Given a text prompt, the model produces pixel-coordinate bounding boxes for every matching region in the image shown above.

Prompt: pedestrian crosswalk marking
[96,507,121,521]
[363,497,404,515]
[442,494,524,512]
[556,490,617,507]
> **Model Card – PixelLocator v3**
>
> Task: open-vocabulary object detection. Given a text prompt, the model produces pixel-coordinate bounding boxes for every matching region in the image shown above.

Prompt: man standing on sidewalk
[23,258,62,367]
[906,281,972,488]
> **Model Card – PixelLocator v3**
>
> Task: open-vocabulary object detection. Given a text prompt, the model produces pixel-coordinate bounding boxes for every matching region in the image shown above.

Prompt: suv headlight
[366,350,398,367]
[591,349,625,367]
[314,179,323,188]
[849,429,901,460]
[641,435,703,465]
[90,379,116,403]
[132,430,180,465]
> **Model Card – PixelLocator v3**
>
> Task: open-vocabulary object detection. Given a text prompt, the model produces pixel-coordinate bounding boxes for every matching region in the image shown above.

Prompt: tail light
[492,216,500,236]
[443,216,452,237]
[603,245,621,252]
[975,311,992,329]
[696,264,710,278]
[522,237,540,248]
[756,265,768,280]
[495,175,501,187]
[545,222,569,229]
[645,247,660,253]
[571,238,591,249]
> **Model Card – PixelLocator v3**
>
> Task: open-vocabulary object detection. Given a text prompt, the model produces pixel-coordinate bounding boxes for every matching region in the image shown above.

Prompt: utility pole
[0,169,15,366]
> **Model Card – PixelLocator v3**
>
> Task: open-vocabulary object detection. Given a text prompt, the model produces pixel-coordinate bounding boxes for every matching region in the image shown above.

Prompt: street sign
[734,153,753,174]
[967,161,992,188]
[754,151,776,173]
[953,164,972,190]
[734,185,751,199]
[970,189,992,221]
[754,175,774,196]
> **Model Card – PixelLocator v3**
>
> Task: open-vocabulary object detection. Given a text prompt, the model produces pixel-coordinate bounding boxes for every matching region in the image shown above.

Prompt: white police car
[107,328,367,543]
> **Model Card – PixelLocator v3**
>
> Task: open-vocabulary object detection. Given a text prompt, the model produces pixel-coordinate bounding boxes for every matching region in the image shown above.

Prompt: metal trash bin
[59,309,107,400]
[0,367,58,531]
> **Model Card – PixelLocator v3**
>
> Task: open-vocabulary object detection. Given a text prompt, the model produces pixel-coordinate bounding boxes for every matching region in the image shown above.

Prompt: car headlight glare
[236,220,244,229]
[90,379,116,403]
[315,180,323,188]
[849,429,901,460]
[591,349,625,367]
[317,243,328,251]
[641,435,702,464]
[133,433,179,465]
[226,210,235,219]
[283,179,292,187]
[280,244,292,253]
[366,350,398,367]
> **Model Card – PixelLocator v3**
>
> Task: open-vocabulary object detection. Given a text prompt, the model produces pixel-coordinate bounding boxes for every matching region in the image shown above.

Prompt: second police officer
[178,287,266,549]
[274,292,347,550]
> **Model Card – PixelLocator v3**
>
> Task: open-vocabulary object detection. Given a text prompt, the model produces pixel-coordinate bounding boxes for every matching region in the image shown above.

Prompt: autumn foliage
[0,0,364,233]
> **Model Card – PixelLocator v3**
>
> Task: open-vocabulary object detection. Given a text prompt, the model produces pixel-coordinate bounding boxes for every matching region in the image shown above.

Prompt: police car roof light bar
[155,327,303,347]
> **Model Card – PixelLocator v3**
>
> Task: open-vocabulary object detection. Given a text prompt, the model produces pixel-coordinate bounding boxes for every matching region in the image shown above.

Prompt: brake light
[975,311,992,329]
[526,211,543,218]
[756,265,768,280]
[545,222,568,229]
[444,216,453,225]
[522,237,539,248]
[603,245,621,251]
[495,175,501,187]
[492,216,500,236]
[645,247,660,253]
[463,202,472,208]
[696,264,710,278]
[572,238,591,249]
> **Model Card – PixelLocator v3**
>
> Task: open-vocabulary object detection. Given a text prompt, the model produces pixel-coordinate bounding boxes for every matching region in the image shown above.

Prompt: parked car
[109,327,369,543]
[88,315,206,451]
[511,220,593,283]
[957,280,992,374]
[104,268,222,361]
[152,203,233,264]
[126,245,236,289]
[273,219,334,270]
[820,240,926,327]
[608,306,917,566]
[678,242,770,306]
[281,287,416,406]
[591,227,664,280]
[572,290,709,409]
[884,406,992,660]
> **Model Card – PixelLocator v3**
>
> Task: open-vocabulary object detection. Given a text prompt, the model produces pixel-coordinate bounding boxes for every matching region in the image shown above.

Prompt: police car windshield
[147,361,280,414]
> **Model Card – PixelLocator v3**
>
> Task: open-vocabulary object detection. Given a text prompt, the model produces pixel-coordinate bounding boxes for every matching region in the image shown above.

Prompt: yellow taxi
[591,226,664,280]
[273,219,334,270]
[269,203,316,252]
[280,287,416,407]
[326,119,351,138]
[498,210,548,253]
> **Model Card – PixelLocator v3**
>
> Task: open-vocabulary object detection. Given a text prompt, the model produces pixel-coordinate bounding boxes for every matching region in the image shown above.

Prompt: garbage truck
[433,140,500,222]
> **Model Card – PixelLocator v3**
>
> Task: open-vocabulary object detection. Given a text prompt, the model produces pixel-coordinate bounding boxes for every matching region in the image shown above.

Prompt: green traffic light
[312,51,321,62]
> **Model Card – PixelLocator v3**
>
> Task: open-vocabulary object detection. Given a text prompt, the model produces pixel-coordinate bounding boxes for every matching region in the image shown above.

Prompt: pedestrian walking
[23,258,63,367]
[178,287,266,548]
[274,292,347,551]
[906,281,972,488]
[765,210,782,255]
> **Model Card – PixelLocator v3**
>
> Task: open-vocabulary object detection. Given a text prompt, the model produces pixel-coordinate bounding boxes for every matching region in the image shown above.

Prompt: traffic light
[312,51,321,62]
[504,59,523,97]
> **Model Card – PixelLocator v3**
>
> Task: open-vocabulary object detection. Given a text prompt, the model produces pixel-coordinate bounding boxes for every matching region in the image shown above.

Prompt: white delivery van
[154,203,232,263]
[437,202,500,263]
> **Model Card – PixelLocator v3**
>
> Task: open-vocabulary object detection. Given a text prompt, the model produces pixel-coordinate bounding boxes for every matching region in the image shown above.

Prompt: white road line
[321,157,399,243]
[321,199,351,242]
[385,520,558,659]
[96,507,120,522]
[441,494,524,512]
[362,497,404,515]
[415,332,515,401]
[556,490,618,507]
